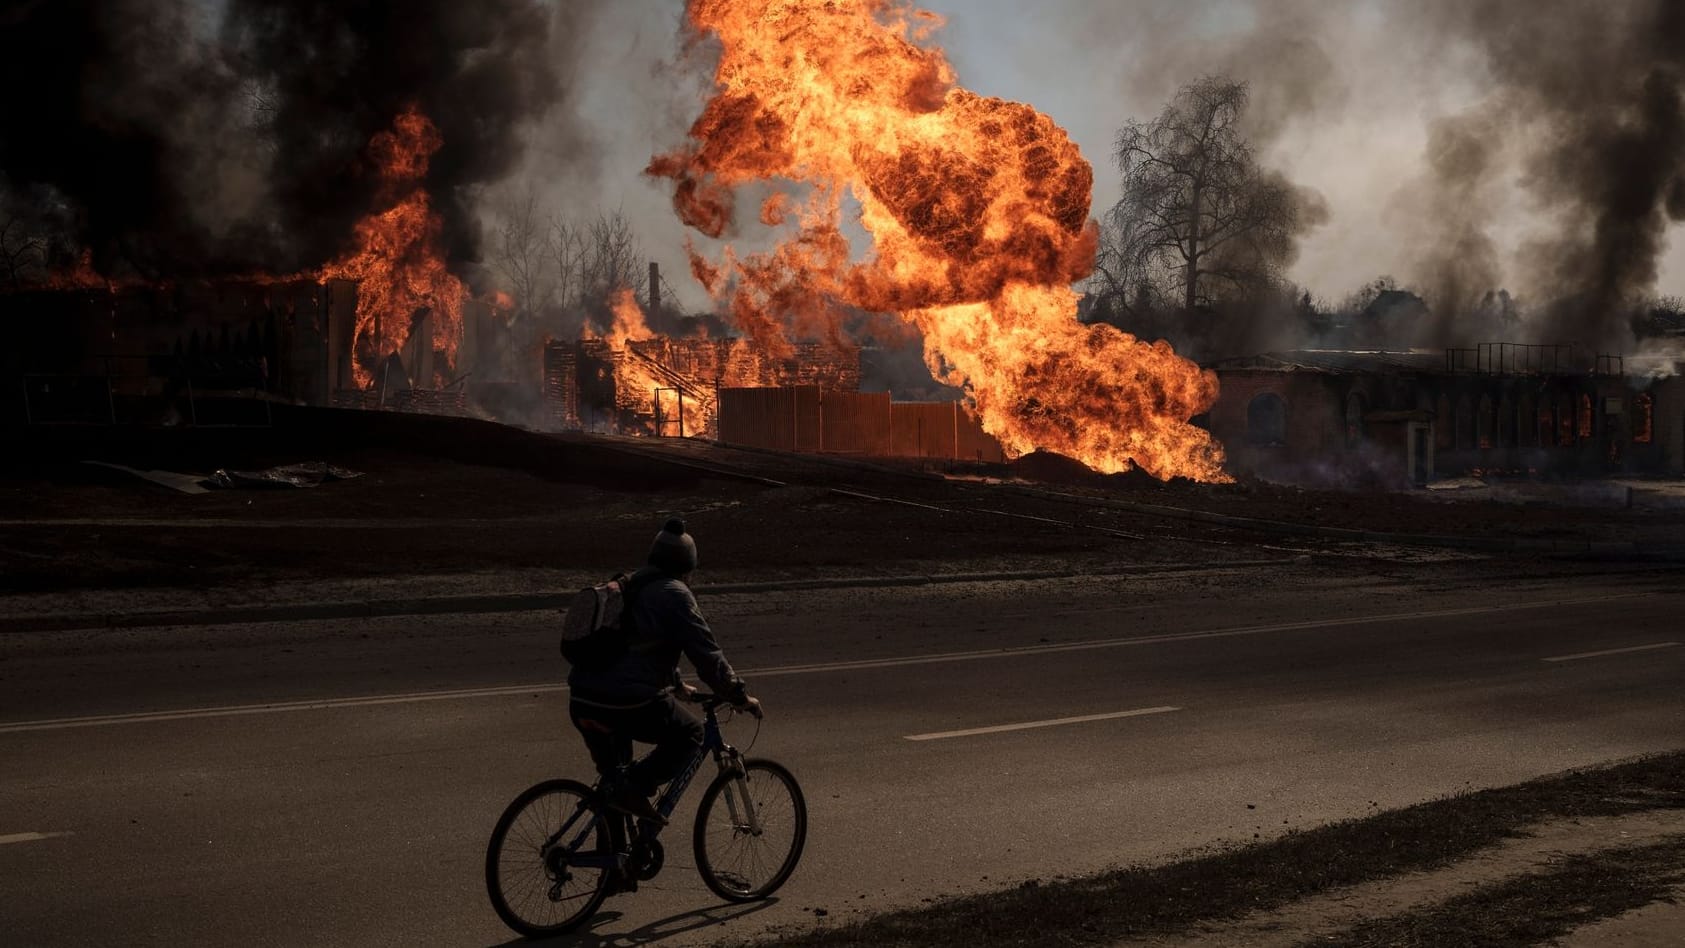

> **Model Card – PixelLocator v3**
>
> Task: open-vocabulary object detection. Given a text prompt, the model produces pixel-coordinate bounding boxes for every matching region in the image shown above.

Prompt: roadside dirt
[3,408,1681,597]
[714,753,1685,948]
[1123,809,1685,948]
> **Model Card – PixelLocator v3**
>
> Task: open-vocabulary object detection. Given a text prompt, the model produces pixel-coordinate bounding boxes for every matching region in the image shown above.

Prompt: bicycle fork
[717,753,764,837]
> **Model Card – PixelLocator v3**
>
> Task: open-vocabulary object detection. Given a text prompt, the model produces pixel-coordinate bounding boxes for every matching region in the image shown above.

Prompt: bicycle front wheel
[693,759,807,902]
[485,779,614,937]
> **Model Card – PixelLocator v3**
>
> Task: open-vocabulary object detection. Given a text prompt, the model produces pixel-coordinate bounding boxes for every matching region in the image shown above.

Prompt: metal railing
[1442,343,1621,377]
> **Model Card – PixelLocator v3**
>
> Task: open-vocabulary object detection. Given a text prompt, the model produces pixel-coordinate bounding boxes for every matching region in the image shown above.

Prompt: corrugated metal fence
[720,386,1004,462]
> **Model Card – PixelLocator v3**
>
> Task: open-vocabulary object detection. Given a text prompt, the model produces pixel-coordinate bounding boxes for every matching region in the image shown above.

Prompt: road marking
[905,706,1180,742]
[0,683,558,734]
[1542,642,1680,663]
[743,592,1659,677]
[0,591,1658,734]
[0,831,73,846]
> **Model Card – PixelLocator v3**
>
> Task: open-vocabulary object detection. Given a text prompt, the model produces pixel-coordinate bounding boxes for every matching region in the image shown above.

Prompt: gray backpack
[560,573,640,669]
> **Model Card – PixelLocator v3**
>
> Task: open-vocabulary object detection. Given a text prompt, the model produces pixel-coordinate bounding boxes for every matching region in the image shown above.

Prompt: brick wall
[1210,370,1346,478]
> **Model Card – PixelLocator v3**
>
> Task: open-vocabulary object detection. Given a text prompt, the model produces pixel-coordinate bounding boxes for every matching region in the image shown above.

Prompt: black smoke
[1413,0,1685,346]
[0,0,594,280]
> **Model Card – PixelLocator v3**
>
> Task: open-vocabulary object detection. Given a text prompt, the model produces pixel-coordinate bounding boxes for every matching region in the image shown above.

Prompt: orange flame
[604,287,656,346]
[46,250,111,291]
[39,250,159,292]
[589,288,713,435]
[320,107,464,388]
[649,0,1228,481]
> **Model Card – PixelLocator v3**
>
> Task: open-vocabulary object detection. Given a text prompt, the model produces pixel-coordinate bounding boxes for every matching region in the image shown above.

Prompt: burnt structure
[543,337,863,436]
[2,278,556,427]
[4,279,357,426]
[1209,345,1685,486]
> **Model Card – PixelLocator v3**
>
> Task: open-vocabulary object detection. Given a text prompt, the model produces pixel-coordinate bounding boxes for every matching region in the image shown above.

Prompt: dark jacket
[568,566,746,707]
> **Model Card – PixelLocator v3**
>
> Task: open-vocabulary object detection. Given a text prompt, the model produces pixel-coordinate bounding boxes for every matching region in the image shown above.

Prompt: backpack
[560,572,642,669]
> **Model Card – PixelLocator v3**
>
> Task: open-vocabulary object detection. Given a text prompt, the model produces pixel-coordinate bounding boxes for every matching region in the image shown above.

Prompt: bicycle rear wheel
[485,779,614,937]
[693,759,807,902]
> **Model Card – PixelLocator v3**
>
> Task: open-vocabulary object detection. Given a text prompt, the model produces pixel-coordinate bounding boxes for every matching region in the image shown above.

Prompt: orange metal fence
[719,386,1003,461]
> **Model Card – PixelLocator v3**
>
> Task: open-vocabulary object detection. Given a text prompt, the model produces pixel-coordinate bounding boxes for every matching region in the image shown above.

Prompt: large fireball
[650,0,1229,481]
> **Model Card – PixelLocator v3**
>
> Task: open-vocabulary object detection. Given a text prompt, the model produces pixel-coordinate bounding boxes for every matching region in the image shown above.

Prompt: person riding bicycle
[568,518,761,826]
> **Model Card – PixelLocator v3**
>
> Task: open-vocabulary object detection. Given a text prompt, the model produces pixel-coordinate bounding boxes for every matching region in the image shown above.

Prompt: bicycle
[485,692,807,937]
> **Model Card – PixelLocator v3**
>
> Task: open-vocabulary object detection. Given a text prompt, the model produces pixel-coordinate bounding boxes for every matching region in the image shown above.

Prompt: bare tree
[486,203,648,327]
[238,80,281,154]
[489,191,555,318]
[0,211,47,289]
[548,213,585,312]
[1105,76,1316,317]
[579,210,646,307]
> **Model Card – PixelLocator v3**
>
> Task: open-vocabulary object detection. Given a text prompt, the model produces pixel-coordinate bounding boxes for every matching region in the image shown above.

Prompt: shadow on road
[488,898,779,947]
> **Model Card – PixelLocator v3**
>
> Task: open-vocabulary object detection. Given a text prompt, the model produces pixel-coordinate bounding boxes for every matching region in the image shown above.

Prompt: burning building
[4,109,489,425]
[542,335,862,438]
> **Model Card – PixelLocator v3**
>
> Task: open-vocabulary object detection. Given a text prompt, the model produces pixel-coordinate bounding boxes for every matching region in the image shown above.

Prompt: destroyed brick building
[1208,345,1685,486]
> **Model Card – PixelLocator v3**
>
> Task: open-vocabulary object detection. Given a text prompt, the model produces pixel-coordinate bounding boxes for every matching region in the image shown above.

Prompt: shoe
[605,781,667,827]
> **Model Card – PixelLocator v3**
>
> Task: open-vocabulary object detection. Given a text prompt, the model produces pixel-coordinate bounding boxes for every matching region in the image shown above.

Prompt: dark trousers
[570,695,704,796]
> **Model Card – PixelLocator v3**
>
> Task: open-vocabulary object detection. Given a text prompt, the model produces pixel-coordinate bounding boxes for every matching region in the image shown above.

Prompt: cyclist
[568,518,761,826]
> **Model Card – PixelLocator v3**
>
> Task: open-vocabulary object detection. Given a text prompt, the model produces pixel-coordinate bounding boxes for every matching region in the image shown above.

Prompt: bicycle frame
[548,700,762,872]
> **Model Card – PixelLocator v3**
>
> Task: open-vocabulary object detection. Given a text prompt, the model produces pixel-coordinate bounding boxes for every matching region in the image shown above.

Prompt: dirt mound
[1009,450,1193,492]
[1009,450,1102,486]
[6,404,710,493]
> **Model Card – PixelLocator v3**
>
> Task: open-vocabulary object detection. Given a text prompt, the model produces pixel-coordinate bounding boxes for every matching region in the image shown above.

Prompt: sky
[533,0,1685,312]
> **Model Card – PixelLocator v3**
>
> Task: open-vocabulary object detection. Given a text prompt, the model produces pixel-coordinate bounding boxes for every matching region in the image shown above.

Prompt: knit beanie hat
[648,518,699,574]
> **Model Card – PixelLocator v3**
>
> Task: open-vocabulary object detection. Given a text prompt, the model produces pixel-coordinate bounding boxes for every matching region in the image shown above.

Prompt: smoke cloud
[994,0,1685,349]
[1391,0,1685,346]
[0,0,600,278]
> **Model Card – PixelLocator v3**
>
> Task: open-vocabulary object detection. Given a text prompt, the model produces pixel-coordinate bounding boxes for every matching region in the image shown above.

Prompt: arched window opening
[1436,395,1453,450]
[1518,396,1535,448]
[1345,393,1367,448]
[1477,395,1495,449]
[1247,393,1287,446]
[1559,396,1576,446]
[1634,393,1654,444]
[1456,397,1474,450]
[1577,394,1594,439]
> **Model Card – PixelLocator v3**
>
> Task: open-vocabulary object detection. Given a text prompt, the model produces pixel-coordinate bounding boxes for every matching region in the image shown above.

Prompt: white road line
[1542,642,1680,663]
[0,591,1658,735]
[0,682,563,734]
[905,706,1181,742]
[0,831,73,846]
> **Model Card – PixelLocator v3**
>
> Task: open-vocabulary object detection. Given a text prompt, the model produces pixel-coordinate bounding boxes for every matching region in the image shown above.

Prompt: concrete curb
[0,557,1303,635]
[1011,486,1685,556]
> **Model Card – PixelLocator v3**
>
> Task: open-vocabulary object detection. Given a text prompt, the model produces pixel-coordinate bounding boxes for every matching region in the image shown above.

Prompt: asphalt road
[1,561,1681,947]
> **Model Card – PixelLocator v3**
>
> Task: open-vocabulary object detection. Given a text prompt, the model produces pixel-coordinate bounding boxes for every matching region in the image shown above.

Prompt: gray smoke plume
[1385,108,1509,343]
[1068,0,1352,151]
[1032,0,1685,350]
[0,0,600,279]
[1409,0,1685,348]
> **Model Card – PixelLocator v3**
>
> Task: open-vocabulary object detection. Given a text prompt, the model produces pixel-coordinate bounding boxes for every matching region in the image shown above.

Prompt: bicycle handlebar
[681,690,763,718]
